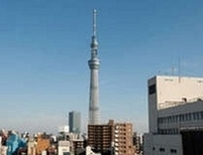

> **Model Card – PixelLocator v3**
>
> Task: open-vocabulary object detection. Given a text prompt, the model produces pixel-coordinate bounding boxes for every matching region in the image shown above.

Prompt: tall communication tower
[88,9,100,125]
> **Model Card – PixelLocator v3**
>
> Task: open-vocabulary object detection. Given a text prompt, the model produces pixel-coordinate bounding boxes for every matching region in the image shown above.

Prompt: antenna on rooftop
[178,56,181,82]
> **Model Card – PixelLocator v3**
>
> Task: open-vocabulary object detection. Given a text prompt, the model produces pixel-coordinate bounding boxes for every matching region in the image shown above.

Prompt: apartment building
[88,120,114,153]
[88,120,135,155]
[114,123,135,155]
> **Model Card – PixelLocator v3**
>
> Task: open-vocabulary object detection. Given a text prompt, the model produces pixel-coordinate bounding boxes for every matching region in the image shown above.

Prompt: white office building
[144,75,203,155]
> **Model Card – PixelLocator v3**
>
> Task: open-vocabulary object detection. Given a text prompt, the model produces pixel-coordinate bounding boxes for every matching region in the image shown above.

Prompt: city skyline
[0,0,203,134]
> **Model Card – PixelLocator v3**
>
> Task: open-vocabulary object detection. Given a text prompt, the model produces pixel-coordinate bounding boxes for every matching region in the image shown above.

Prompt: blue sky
[0,0,203,134]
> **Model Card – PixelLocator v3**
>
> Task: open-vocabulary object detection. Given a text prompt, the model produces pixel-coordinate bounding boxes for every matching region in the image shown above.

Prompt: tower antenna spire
[90,9,98,58]
[93,9,97,36]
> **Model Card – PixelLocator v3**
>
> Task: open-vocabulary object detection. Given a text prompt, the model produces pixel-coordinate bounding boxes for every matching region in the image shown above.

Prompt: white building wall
[58,141,70,155]
[145,75,203,155]
[156,76,203,109]
[148,76,203,133]
[86,146,101,155]
[0,137,7,155]
[27,140,37,155]
[58,126,69,133]
[0,146,7,155]
[41,150,47,155]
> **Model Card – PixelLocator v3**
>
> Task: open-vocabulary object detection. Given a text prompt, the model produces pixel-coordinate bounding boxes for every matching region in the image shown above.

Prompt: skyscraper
[69,111,81,134]
[88,9,100,125]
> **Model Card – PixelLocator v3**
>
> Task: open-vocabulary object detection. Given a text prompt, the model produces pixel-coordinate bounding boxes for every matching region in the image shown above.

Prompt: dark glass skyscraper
[69,111,81,134]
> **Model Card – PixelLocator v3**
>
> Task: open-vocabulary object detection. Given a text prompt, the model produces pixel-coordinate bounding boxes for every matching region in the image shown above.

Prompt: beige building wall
[58,141,70,155]
[156,76,203,109]
[114,123,135,155]
[148,76,203,133]
[36,136,50,155]
[146,75,203,155]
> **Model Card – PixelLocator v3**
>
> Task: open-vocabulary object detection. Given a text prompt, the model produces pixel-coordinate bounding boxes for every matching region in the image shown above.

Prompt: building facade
[133,132,141,154]
[58,141,70,155]
[114,123,135,155]
[144,75,203,155]
[35,134,50,155]
[88,120,135,155]
[69,111,81,134]
[88,120,114,153]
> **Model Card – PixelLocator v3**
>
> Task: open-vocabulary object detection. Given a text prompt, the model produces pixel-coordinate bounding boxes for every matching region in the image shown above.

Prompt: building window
[159,148,165,152]
[188,113,192,121]
[201,111,203,119]
[179,115,182,122]
[175,115,179,122]
[198,111,202,120]
[193,112,198,120]
[149,84,156,95]
[170,149,177,153]
[165,78,173,82]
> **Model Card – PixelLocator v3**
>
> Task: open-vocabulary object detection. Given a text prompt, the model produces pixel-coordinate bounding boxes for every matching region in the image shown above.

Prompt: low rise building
[35,134,50,155]
[27,138,37,155]
[58,141,70,155]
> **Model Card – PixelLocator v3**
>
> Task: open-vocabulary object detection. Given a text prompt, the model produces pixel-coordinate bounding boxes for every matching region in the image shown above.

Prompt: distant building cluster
[0,127,86,155]
[0,119,142,155]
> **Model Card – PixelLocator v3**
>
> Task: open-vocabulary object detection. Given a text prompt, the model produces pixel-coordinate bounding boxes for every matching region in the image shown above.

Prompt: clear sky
[0,0,203,134]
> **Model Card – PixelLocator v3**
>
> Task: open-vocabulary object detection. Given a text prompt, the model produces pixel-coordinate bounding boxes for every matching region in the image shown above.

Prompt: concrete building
[114,123,136,155]
[0,137,8,155]
[88,120,135,155]
[73,139,85,155]
[88,120,113,153]
[133,132,141,154]
[0,146,7,155]
[88,9,100,125]
[35,134,50,155]
[58,141,70,155]
[63,132,85,155]
[27,138,37,155]
[86,146,101,155]
[144,75,203,155]
[69,111,81,134]
[58,126,69,133]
